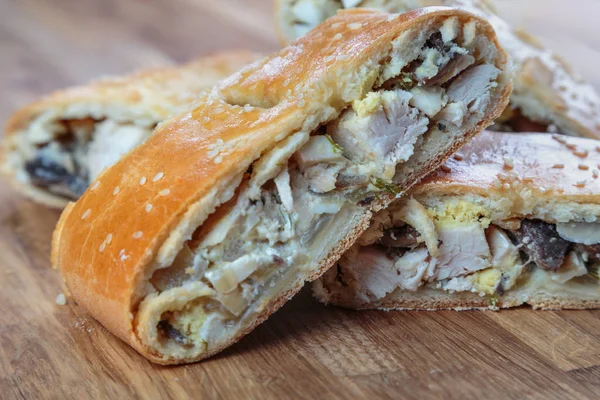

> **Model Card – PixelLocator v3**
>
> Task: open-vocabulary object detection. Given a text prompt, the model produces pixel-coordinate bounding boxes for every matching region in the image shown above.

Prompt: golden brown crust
[315,282,600,311]
[1,51,262,208]
[275,0,600,139]
[413,131,600,204]
[53,8,510,364]
[4,51,262,136]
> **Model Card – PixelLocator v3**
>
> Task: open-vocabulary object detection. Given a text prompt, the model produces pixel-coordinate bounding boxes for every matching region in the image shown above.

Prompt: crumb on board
[55,292,67,306]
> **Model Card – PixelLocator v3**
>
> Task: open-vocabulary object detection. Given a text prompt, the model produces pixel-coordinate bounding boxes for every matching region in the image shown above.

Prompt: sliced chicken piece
[348,245,433,298]
[486,225,520,271]
[435,221,491,280]
[348,246,400,300]
[447,64,500,111]
[328,90,428,166]
[393,247,433,291]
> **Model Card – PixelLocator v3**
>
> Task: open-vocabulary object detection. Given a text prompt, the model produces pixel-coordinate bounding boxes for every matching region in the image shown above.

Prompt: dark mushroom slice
[511,219,570,271]
[379,225,421,248]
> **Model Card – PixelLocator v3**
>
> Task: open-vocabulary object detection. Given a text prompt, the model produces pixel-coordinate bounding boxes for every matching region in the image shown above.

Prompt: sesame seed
[90,181,100,191]
[113,186,120,195]
[159,189,171,196]
[105,234,113,244]
[119,249,129,261]
[331,22,341,29]
[203,116,210,123]
[523,177,534,182]
[140,176,147,185]
[243,105,254,113]
[596,146,600,153]
[99,242,106,252]
[503,183,510,189]
[283,78,291,87]
[133,231,143,239]
[593,170,599,178]
[298,100,305,107]
[552,164,564,169]
[153,172,164,182]
[441,165,451,173]
[333,33,342,40]
[503,157,514,169]
[214,156,223,164]
[145,204,153,212]
[576,180,586,187]
[81,209,91,220]
[566,143,577,150]
[213,107,224,114]
[387,14,399,21]
[453,154,463,161]
[579,164,589,170]
[348,22,362,30]
[573,149,588,158]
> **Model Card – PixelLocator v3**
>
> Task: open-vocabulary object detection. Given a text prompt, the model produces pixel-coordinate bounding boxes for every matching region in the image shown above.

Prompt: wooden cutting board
[1,1,599,399]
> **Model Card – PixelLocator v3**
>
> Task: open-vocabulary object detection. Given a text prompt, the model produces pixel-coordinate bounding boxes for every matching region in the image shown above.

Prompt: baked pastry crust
[1,51,262,208]
[52,8,510,364]
[315,131,600,310]
[275,0,600,139]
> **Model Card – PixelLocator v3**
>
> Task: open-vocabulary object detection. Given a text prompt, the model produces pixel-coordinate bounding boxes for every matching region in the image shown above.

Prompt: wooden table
[1,1,599,399]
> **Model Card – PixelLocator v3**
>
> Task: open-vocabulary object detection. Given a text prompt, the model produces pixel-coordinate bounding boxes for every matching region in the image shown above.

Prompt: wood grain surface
[1,1,600,399]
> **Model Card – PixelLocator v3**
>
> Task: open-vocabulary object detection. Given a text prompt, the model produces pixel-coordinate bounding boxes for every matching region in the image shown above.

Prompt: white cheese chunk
[294,135,344,169]
[409,86,448,118]
[205,255,265,294]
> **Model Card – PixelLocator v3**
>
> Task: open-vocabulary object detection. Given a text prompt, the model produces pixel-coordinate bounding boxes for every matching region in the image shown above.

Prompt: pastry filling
[287,0,421,38]
[141,22,503,355]
[286,0,556,135]
[331,198,600,305]
[12,118,151,199]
